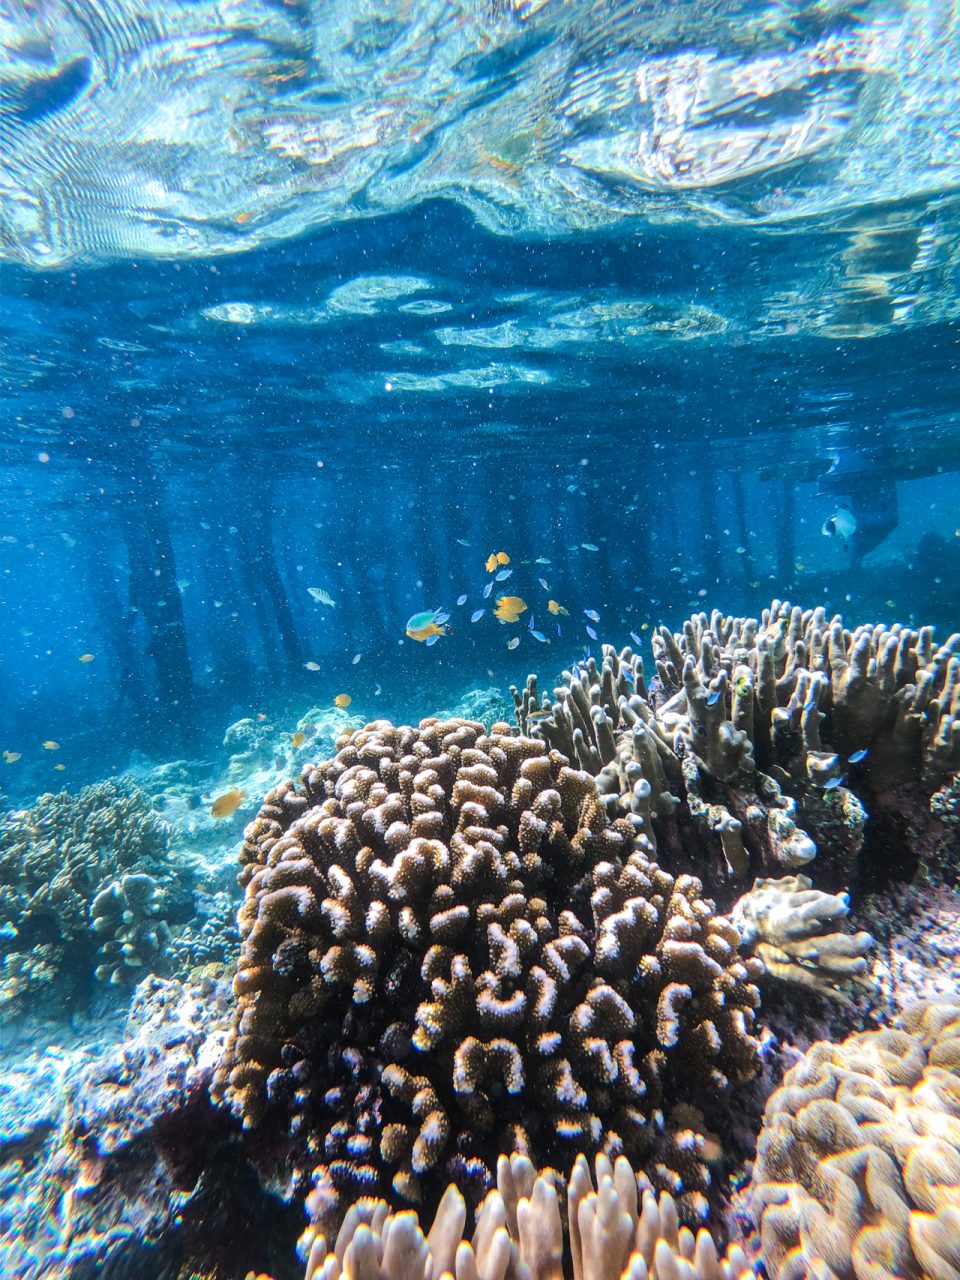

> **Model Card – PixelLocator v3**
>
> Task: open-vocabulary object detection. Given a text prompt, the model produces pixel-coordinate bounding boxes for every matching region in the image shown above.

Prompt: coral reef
[1,974,301,1280]
[0,779,184,1012]
[746,998,960,1280]
[212,718,763,1235]
[515,602,959,894]
[304,1150,752,1280]
[169,889,242,978]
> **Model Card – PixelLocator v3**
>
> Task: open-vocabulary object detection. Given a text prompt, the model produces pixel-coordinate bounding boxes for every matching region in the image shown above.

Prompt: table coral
[0,779,181,1012]
[746,998,960,1280]
[303,1150,753,1280]
[212,718,763,1235]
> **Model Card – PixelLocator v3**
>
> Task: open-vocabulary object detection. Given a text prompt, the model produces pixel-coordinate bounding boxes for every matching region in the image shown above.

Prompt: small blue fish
[584,609,600,622]
[706,690,722,707]
[425,634,440,646]
[582,543,599,552]
[495,568,513,581]
[630,631,642,647]
[471,609,485,622]
[483,582,493,599]
[849,749,868,764]
[822,776,844,791]
[586,625,598,640]
[456,539,471,546]
[528,614,535,631]
[556,624,563,638]
[433,612,450,625]
[456,594,468,606]
[531,630,548,643]
[538,577,550,590]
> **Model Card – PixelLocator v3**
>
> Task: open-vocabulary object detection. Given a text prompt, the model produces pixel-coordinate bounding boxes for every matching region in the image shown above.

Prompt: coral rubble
[211,718,763,1235]
[746,998,960,1280]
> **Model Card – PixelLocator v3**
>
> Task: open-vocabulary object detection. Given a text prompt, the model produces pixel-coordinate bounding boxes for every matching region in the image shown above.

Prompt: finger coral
[303,1149,753,1280]
[211,718,763,1235]
[0,779,180,1012]
[746,998,960,1280]
[514,602,959,989]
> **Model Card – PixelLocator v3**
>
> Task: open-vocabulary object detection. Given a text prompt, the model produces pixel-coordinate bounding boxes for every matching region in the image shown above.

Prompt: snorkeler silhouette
[818,449,899,561]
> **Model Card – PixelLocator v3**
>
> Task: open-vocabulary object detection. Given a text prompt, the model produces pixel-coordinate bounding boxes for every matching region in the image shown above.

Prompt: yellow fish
[42,741,59,751]
[78,653,95,663]
[334,694,352,708]
[3,751,21,763]
[496,551,510,565]
[485,551,510,572]
[292,732,306,748]
[496,596,527,614]
[211,788,245,818]
[54,763,66,771]
[485,553,497,573]
[547,600,569,616]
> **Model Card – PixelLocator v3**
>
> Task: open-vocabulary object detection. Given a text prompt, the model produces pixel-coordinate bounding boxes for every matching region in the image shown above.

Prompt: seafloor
[1,601,958,1280]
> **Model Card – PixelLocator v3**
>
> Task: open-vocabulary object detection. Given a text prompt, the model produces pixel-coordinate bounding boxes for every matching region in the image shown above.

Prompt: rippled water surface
[1,0,959,771]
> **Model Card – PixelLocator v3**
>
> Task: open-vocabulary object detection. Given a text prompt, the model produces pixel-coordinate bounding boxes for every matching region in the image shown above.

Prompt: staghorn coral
[212,718,763,1235]
[746,998,960,1280]
[303,1149,753,1280]
[0,779,180,1011]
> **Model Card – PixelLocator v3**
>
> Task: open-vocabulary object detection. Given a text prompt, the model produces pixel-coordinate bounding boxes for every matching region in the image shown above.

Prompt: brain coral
[212,718,763,1232]
[0,778,178,1011]
[747,998,960,1280]
[304,1149,752,1280]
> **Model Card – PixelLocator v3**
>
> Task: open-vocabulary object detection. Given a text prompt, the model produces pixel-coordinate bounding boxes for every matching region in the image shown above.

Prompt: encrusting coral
[746,998,960,1280]
[303,1149,753,1280]
[0,779,182,1011]
[212,718,763,1237]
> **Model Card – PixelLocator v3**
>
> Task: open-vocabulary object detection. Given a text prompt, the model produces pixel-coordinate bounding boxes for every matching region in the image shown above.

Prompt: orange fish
[292,732,306,748]
[334,694,352,708]
[78,653,95,663]
[42,740,59,750]
[547,600,569,616]
[211,788,245,818]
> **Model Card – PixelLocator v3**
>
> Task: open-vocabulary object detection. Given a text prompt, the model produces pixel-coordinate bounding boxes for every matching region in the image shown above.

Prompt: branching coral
[514,602,958,980]
[303,1150,753,1280]
[746,998,960,1280]
[0,779,180,1011]
[212,718,762,1235]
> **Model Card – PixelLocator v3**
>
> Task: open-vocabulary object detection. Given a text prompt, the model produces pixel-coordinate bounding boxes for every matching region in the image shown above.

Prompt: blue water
[2,195,959,794]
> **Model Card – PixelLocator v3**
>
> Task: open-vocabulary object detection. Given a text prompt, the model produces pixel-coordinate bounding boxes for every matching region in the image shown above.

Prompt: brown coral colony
[212,718,763,1234]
